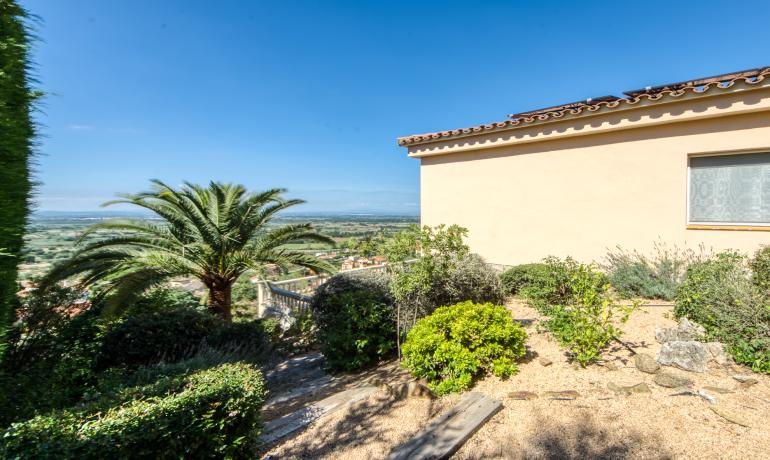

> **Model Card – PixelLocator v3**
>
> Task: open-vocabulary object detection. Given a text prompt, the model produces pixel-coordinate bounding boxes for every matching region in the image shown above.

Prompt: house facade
[398,67,770,266]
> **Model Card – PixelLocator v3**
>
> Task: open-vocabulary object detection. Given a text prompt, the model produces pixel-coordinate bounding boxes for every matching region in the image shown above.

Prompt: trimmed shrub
[312,270,396,371]
[401,301,527,395]
[750,245,770,293]
[392,253,505,323]
[1,362,267,459]
[499,263,548,296]
[676,251,770,373]
[604,244,698,300]
[675,252,753,329]
[444,254,505,306]
[519,256,583,312]
[95,308,221,370]
[543,264,635,366]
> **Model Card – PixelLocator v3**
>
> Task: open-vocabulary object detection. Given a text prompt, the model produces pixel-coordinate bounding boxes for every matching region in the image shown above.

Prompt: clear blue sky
[24,0,770,213]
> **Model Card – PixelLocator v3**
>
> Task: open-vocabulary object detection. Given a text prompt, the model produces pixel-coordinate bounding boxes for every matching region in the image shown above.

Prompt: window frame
[686,148,770,232]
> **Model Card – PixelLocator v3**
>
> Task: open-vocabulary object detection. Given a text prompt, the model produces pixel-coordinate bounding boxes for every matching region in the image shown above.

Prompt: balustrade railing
[255,263,391,324]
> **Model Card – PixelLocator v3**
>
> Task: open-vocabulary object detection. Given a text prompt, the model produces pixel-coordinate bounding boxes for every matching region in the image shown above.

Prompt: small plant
[311,270,396,371]
[401,301,527,395]
[604,242,703,300]
[499,263,548,296]
[544,264,636,366]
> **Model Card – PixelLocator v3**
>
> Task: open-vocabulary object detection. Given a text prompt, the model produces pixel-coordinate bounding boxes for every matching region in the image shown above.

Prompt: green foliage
[384,225,503,323]
[675,251,770,373]
[1,287,277,426]
[0,0,40,364]
[40,180,335,321]
[499,263,548,296]
[95,308,222,370]
[519,256,582,312]
[674,251,751,328]
[204,319,275,359]
[542,264,636,366]
[0,298,108,426]
[517,257,634,366]
[750,245,770,293]
[122,286,202,315]
[1,362,267,459]
[232,276,259,304]
[401,301,527,395]
[604,243,699,300]
[352,232,386,257]
[312,270,396,371]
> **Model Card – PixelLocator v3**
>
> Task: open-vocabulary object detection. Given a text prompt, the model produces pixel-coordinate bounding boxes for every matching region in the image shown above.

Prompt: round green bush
[95,308,222,370]
[311,270,396,372]
[1,362,267,459]
[401,301,527,395]
[393,253,505,319]
[676,251,770,373]
[499,263,548,296]
[674,252,753,329]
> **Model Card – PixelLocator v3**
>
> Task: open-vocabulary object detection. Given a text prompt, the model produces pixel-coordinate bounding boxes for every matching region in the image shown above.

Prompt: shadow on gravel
[259,391,444,459]
[461,412,672,460]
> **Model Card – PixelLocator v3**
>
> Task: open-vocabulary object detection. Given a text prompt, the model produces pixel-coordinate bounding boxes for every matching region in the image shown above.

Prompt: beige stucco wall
[415,89,770,266]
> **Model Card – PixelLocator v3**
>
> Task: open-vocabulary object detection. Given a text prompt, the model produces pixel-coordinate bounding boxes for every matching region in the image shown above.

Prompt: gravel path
[262,302,770,459]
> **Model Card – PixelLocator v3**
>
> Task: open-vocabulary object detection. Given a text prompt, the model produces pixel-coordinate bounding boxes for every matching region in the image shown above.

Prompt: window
[688,152,770,227]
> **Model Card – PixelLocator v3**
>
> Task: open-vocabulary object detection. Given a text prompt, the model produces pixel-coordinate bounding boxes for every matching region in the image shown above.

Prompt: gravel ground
[263,301,770,459]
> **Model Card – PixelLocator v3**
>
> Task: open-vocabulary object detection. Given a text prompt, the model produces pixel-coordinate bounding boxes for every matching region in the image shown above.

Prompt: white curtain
[689,152,770,224]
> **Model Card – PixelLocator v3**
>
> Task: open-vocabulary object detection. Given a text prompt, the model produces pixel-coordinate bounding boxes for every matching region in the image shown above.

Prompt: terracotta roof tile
[397,66,770,147]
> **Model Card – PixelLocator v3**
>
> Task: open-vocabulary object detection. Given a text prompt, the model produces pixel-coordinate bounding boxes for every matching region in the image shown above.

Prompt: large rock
[655,318,705,343]
[634,353,660,374]
[654,371,693,388]
[657,341,709,373]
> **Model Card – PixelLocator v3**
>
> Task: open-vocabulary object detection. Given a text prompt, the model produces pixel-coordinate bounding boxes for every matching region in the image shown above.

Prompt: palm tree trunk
[208,280,233,322]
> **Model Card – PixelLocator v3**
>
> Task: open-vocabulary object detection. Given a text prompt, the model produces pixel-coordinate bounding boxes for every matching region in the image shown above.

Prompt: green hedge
[1,362,267,459]
[312,270,396,371]
[96,308,222,370]
[676,251,770,373]
[499,263,548,296]
[0,0,39,363]
[401,301,527,395]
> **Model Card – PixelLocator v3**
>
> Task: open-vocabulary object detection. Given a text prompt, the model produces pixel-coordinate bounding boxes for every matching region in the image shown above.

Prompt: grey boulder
[657,341,709,373]
[655,318,705,343]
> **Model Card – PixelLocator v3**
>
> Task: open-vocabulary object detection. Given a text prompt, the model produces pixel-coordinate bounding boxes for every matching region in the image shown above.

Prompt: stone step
[386,392,502,460]
[260,386,378,445]
[263,374,335,411]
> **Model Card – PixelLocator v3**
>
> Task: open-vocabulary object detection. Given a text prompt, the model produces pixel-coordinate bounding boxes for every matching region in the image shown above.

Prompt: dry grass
[263,301,770,459]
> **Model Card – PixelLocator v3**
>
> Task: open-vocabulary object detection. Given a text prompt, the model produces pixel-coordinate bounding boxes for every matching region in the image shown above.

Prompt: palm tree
[42,180,336,321]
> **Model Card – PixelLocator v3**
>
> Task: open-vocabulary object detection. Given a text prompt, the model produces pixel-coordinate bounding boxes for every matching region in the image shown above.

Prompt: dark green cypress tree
[0,1,40,361]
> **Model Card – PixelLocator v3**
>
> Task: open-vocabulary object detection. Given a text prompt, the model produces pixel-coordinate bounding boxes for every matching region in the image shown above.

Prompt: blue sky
[24,0,770,213]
